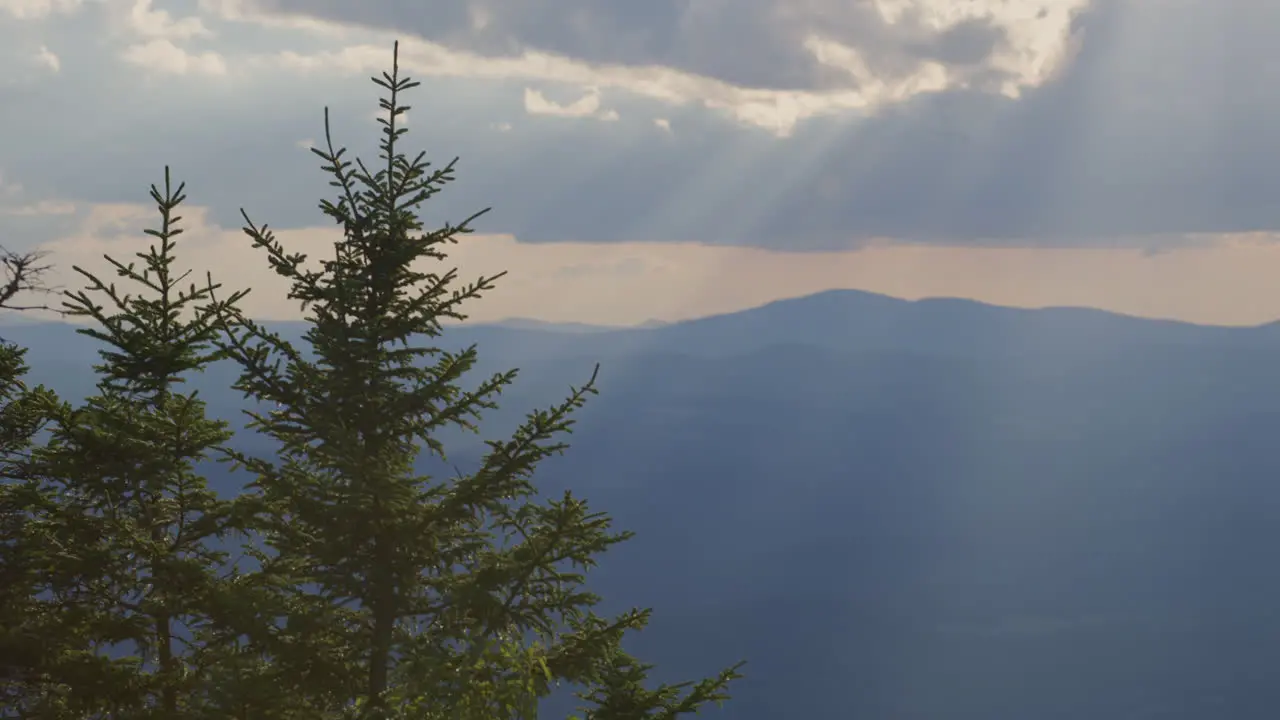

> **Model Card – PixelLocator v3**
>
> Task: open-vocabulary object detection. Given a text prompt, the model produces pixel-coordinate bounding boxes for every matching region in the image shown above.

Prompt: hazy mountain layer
[11,290,1280,719]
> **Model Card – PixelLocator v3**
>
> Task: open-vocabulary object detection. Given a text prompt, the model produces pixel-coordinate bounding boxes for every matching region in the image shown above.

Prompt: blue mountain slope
[10,290,1280,719]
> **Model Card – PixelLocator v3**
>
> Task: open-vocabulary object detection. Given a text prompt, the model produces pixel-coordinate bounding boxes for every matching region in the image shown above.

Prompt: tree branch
[0,245,62,314]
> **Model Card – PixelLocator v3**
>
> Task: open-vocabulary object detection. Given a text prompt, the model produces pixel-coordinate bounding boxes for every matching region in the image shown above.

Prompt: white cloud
[222,0,1092,135]
[127,0,212,40]
[865,0,1086,95]
[197,0,353,39]
[523,87,595,118]
[244,38,968,137]
[247,41,835,136]
[491,122,512,132]
[121,38,228,76]
[367,108,408,126]
[523,87,617,121]
[804,35,950,99]
[653,118,671,132]
[0,0,81,20]
[34,44,59,72]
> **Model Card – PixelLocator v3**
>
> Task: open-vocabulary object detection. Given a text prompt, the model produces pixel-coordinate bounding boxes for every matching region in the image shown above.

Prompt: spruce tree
[0,171,253,718]
[206,42,743,718]
[0,246,64,711]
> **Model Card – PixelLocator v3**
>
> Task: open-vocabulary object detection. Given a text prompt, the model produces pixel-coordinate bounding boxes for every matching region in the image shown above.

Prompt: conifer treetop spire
[202,42,744,719]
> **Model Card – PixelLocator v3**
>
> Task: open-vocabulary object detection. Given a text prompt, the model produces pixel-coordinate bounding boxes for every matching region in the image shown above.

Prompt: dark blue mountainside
[10,289,1280,719]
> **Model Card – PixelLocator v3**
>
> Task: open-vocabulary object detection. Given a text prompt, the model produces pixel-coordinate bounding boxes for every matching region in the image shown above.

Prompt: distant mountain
[0,311,53,326]
[467,317,671,333]
[10,289,1280,719]
[455,290,1280,369]
[469,317,624,333]
[625,289,1267,356]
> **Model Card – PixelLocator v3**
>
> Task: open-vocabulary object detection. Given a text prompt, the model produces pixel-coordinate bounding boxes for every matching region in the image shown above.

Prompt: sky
[3,0,1280,326]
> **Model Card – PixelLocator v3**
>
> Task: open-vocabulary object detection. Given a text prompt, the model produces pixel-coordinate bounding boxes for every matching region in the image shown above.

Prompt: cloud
[127,0,212,40]
[34,45,60,72]
[0,170,74,215]
[196,0,354,39]
[122,39,228,75]
[0,200,76,217]
[110,0,226,75]
[2,0,1280,260]
[523,87,617,121]
[241,40,833,135]
[0,170,81,251]
[235,0,1086,100]
[23,198,1280,327]
[0,0,81,20]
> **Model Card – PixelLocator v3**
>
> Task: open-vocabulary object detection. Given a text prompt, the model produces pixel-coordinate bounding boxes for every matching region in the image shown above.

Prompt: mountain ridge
[11,285,1280,718]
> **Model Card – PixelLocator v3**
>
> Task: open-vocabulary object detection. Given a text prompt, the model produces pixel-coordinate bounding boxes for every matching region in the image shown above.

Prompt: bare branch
[0,245,63,314]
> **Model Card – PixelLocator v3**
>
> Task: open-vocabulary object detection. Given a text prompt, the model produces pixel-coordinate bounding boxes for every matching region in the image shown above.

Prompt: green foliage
[0,42,742,719]
[0,245,63,712]
[0,171,252,718]
[207,42,742,719]
[0,341,61,712]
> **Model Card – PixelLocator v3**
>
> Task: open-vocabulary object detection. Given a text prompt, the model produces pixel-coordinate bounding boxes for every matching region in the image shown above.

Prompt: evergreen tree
[0,246,64,711]
[206,42,743,718]
[0,171,253,718]
[0,43,742,719]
